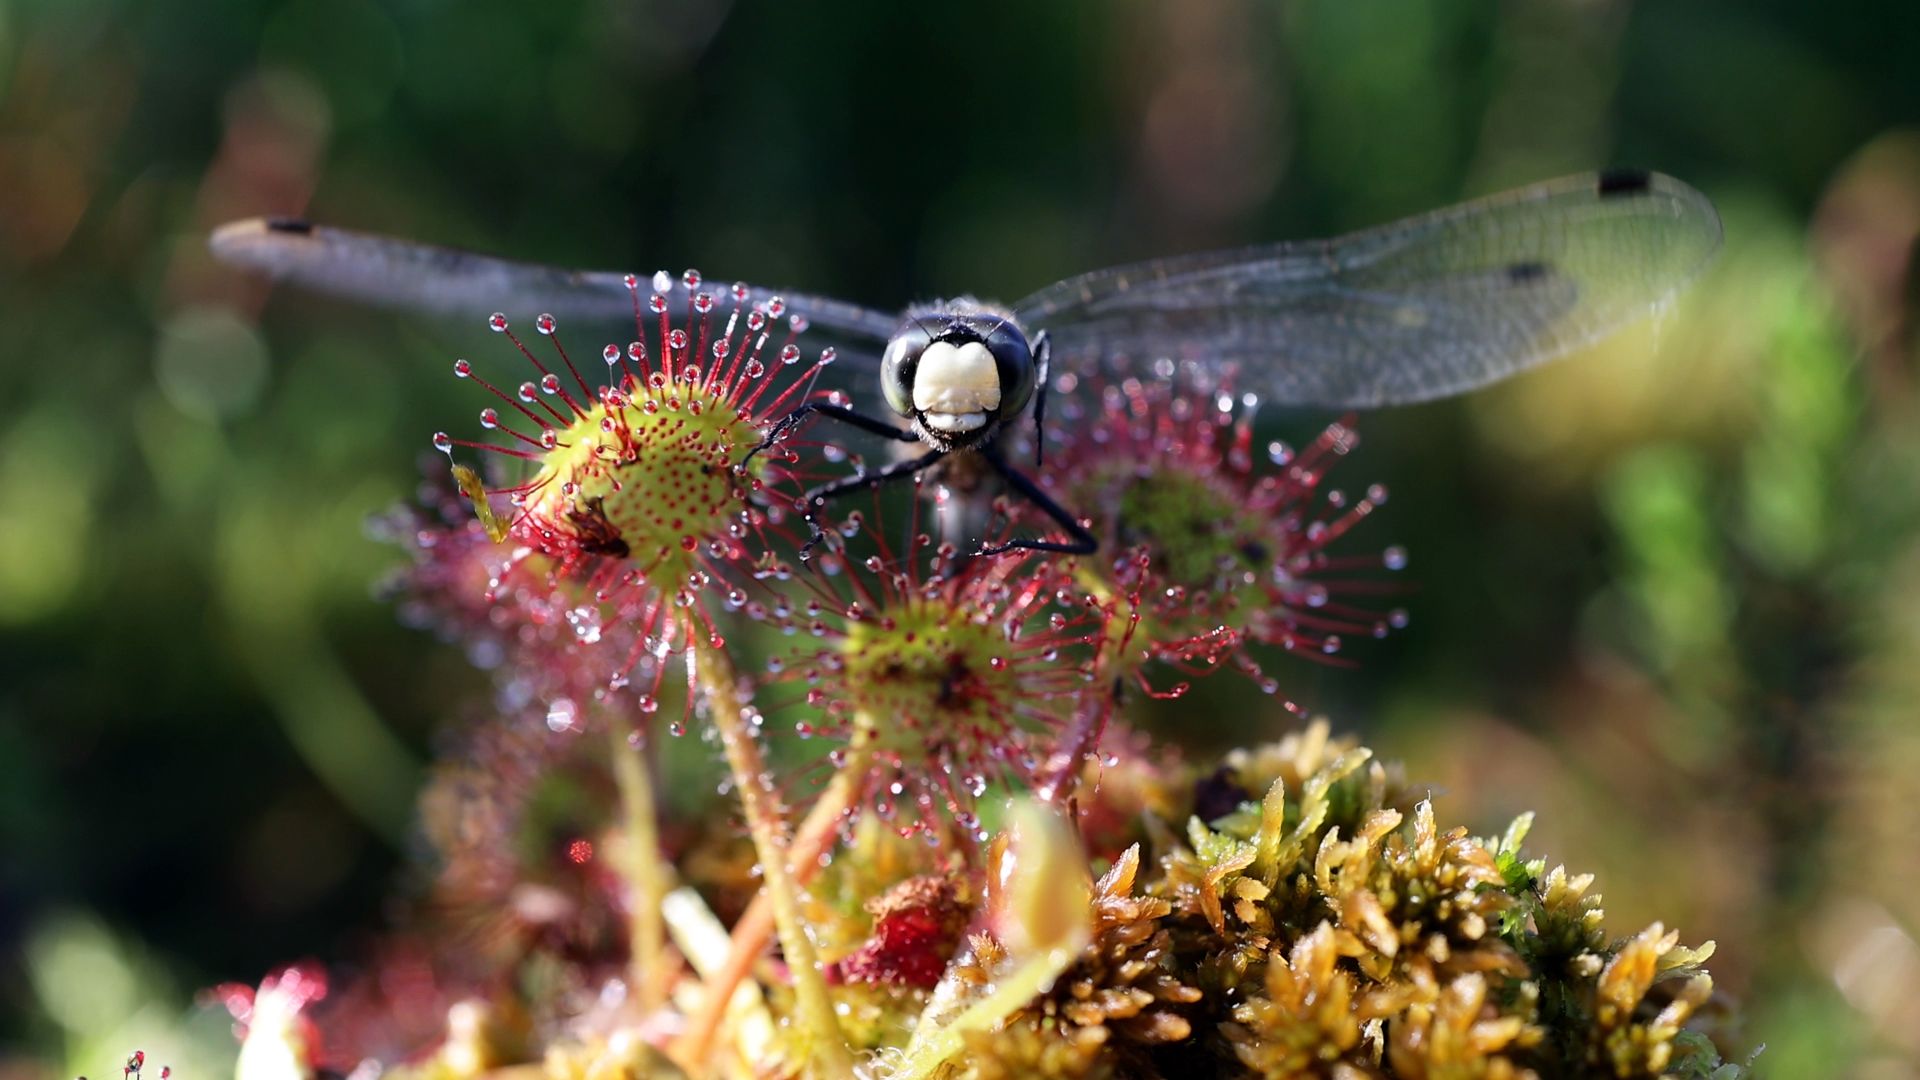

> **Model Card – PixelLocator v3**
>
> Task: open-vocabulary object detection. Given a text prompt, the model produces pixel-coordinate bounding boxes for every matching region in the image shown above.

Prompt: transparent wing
[1014,171,1722,407]
[208,217,899,368]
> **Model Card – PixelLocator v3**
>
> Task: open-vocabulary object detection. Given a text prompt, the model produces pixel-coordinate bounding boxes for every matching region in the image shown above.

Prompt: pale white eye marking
[912,341,1001,417]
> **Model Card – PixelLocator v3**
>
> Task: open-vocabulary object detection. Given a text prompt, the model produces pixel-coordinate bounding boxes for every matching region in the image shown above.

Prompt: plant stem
[694,641,855,1077]
[676,712,876,1070]
[609,719,672,1013]
[1037,679,1114,805]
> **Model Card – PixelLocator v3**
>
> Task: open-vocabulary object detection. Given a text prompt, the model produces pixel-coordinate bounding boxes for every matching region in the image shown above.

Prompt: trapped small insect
[211,169,1720,554]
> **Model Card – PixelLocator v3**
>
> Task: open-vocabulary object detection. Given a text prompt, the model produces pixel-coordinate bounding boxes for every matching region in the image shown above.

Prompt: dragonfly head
[881,305,1036,449]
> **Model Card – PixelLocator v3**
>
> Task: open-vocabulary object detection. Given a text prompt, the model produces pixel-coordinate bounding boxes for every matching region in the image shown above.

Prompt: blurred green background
[3,0,1919,1075]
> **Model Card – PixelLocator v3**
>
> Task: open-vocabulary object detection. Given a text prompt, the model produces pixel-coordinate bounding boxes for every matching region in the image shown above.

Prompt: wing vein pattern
[1013,171,1721,407]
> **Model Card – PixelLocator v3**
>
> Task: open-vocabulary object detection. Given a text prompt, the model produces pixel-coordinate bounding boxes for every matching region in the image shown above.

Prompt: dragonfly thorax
[880,303,1037,451]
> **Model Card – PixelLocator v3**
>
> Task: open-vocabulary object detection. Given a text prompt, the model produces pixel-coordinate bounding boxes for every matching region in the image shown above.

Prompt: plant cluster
[214,276,1744,1079]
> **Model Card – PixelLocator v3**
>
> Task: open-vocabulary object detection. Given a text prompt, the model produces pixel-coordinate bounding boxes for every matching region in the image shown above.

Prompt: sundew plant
[184,258,1753,1080]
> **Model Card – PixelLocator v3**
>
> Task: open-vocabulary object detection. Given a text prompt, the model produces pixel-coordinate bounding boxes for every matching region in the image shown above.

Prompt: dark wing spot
[265,217,314,235]
[1506,260,1551,285]
[1597,168,1653,198]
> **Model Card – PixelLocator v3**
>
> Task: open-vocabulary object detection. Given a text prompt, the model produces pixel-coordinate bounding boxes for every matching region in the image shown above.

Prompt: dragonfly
[210,168,1721,556]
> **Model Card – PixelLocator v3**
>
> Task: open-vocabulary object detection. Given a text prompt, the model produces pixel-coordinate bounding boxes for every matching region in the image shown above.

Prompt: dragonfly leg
[975,443,1097,557]
[1031,330,1050,469]
[795,446,949,559]
[740,402,918,470]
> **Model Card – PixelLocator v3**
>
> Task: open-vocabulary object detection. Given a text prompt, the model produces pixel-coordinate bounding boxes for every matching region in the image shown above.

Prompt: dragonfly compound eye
[981,319,1035,421]
[880,321,933,418]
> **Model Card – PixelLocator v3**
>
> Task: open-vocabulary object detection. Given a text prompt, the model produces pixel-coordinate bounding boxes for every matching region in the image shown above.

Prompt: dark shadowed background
[3,0,1919,1075]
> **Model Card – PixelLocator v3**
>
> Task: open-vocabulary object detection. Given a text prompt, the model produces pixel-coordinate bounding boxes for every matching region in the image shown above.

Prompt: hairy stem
[678,713,877,1070]
[1039,569,1139,805]
[695,641,854,1077]
[1037,678,1115,805]
[609,719,672,1012]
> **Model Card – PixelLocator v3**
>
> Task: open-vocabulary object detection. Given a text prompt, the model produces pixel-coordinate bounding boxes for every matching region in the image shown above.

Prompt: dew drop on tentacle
[1383,545,1409,570]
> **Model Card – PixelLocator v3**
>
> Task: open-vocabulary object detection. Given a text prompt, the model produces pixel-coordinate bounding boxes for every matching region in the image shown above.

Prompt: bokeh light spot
[154,307,269,423]
[0,406,97,625]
